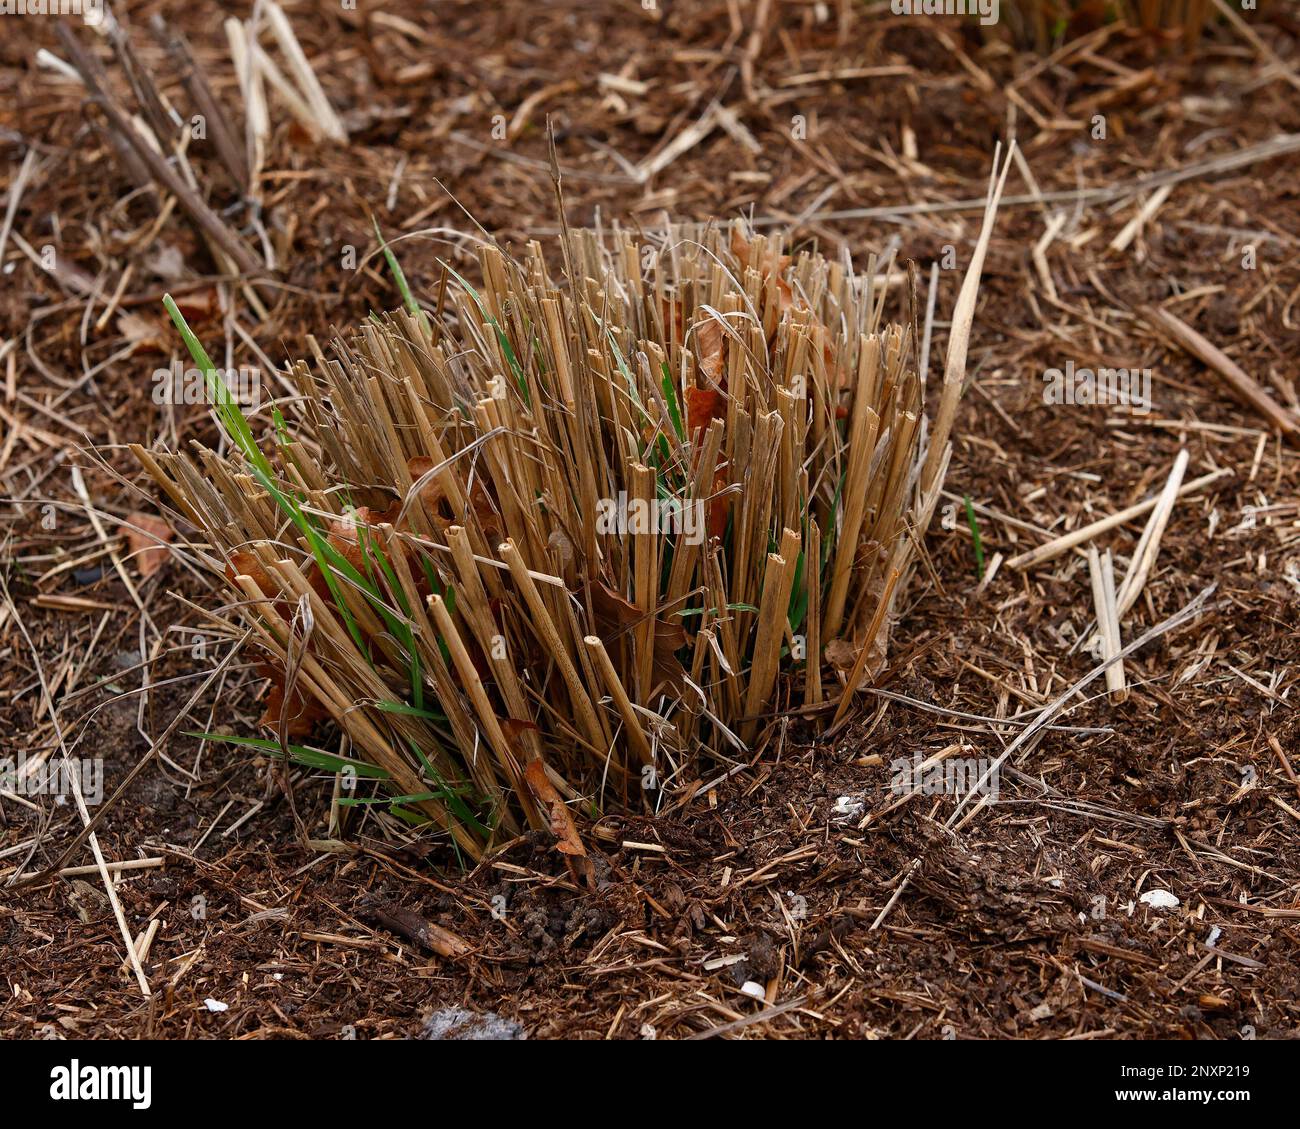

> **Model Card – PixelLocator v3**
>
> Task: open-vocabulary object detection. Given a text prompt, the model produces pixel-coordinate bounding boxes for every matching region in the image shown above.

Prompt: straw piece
[1144,306,1300,443]
[1088,547,1127,703]
[742,527,802,742]
[585,636,655,767]
[263,0,347,142]
[1116,449,1188,616]
[922,142,1015,493]
[500,539,607,753]
[1007,468,1230,570]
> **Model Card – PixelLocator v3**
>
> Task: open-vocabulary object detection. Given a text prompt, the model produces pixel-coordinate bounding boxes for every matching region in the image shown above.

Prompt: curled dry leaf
[226,541,386,737]
[524,756,594,888]
[587,579,688,693]
[224,457,508,741]
[731,228,795,313]
[226,550,284,610]
[824,620,889,692]
[825,636,888,694]
[659,296,684,345]
[408,456,503,543]
[854,538,889,572]
[823,638,857,672]
[695,316,726,384]
[228,545,330,737]
[124,511,174,577]
[255,657,331,737]
[546,524,577,585]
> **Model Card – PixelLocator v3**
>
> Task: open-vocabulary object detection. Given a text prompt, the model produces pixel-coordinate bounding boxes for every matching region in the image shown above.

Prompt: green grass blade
[186,731,391,779]
[372,217,431,335]
[964,494,986,579]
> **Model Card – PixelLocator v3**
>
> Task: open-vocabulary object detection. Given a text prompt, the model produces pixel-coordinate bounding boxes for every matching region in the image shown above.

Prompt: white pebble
[1139,889,1179,910]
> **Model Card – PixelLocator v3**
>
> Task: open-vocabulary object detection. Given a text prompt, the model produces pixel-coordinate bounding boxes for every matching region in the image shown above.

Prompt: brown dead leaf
[824,638,857,671]
[170,287,220,323]
[587,580,688,693]
[117,312,165,353]
[524,757,594,887]
[255,657,331,738]
[226,550,291,620]
[588,581,687,649]
[125,511,174,577]
[685,385,727,435]
[825,635,886,691]
[407,457,501,542]
[824,572,890,690]
[360,899,473,959]
[731,227,795,312]
[695,316,726,384]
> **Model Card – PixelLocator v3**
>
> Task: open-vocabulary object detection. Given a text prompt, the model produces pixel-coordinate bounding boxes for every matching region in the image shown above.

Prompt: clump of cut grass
[135,172,1007,861]
[995,0,1225,51]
